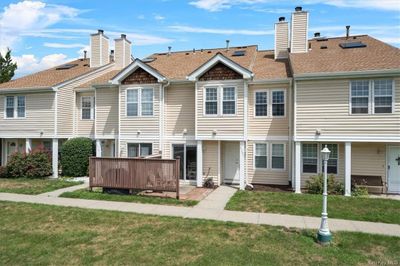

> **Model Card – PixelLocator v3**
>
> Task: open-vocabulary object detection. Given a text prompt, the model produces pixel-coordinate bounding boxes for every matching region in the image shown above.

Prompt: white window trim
[4,95,26,119]
[270,143,286,171]
[253,142,269,170]
[301,143,339,175]
[203,85,237,117]
[125,87,154,117]
[349,79,395,115]
[81,96,95,120]
[126,142,153,157]
[271,89,286,118]
[254,90,268,118]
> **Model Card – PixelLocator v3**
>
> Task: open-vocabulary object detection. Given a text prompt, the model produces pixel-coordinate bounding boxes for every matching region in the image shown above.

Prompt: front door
[388,146,400,193]
[223,142,240,184]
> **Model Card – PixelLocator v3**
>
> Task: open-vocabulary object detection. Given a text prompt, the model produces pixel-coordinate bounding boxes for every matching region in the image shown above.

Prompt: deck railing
[89,157,180,199]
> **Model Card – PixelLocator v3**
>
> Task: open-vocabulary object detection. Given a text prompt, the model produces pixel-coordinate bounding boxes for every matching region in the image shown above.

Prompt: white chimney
[274,16,289,59]
[114,34,132,69]
[290,6,309,53]
[90,29,110,67]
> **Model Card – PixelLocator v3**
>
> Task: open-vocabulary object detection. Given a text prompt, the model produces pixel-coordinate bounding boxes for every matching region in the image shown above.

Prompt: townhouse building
[0,7,399,194]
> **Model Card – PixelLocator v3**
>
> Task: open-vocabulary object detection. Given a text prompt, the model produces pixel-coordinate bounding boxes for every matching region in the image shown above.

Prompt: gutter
[248,78,291,84]
[0,87,53,94]
[294,69,400,80]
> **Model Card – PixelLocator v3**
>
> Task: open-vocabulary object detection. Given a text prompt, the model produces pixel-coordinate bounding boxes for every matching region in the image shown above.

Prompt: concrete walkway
[1,187,399,237]
[38,183,89,197]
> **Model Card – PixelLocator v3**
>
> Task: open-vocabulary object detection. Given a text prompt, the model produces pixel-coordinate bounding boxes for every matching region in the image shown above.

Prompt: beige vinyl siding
[275,21,289,59]
[119,85,160,138]
[75,92,95,137]
[290,11,308,53]
[57,66,115,137]
[351,143,386,182]
[300,142,345,187]
[247,140,289,185]
[0,92,55,138]
[296,78,400,138]
[248,83,289,137]
[114,40,123,69]
[90,36,101,67]
[96,87,118,137]
[164,84,195,137]
[118,139,159,158]
[203,140,218,183]
[196,81,244,138]
[101,35,110,66]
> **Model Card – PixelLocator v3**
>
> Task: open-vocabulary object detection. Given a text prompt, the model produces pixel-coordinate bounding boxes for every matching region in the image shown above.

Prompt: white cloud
[154,15,165,20]
[169,25,273,35]
[303,0,400,12]
[12,53,70,76]
[189,0,266,12]
[0,1,80,53]
[44,42,86,48]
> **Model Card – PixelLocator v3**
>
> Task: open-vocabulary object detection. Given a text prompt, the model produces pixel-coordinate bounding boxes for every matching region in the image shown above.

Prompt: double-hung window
[351,80,369,114]
[5,95,25,118]
[272,90,285,116]
[350,79,393,114]
[374,80,393,113]
[126,88,154,117]
[205,87,218,115]
[222,87,236,115]
[127,143,152,157]
[255,91,268,116]
[81,96,94,120]
[255,143,268,168]
[321,144,338,174]
[302,144,318,173]
[271,144,285,169]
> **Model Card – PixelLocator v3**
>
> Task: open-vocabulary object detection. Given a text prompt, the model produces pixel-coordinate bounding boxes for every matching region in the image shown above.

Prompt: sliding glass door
[172,144,197,181]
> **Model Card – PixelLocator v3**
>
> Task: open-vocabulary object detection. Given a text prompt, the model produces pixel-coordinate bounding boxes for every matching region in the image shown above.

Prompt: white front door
[388,146,400,193]
[223,142,240,184]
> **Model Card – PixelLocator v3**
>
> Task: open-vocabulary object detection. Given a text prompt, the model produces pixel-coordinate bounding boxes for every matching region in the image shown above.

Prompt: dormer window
[5,95,25,119]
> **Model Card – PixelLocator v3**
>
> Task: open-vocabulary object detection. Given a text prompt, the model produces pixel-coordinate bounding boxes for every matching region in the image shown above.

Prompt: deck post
[52,138,58,178]
[295,141,301,193]
[196,140,203,187]
[345,142,352,196]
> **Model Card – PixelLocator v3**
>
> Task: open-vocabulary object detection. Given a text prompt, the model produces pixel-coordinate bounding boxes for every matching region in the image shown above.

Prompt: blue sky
[0,0,399,77]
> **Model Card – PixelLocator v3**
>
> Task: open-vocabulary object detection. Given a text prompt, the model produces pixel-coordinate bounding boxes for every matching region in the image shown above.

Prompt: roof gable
[198,62,243,81]
[111,59,166,84]
[187,53,253,81]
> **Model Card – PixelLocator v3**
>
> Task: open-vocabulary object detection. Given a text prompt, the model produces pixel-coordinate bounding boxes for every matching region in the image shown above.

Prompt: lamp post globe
[317,145,332,245]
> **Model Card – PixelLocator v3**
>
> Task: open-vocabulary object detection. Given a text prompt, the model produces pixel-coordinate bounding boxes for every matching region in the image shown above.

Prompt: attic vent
[232,50,246,56]
[157,53,167,55]
[142,57,156,63]
[207,51,212,53]
[339,41,367,49]
[316,37,328,42]
[56,63,78,70]
[320,45,328,49]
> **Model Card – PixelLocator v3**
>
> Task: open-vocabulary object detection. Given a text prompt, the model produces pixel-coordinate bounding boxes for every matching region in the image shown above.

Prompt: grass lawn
[226,191,400,224]
[60,188,198,207]
[0,178,83,195]
[0,202,399,265]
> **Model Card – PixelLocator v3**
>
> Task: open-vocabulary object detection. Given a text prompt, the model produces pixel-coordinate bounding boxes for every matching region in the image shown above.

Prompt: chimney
[90,29,110,67]
[114,33,132,69]
[274,16,289,59]
[290,6,309,53]
[346,25,350,39]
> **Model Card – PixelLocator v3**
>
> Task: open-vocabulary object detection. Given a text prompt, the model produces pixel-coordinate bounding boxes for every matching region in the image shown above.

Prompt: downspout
[160,80,170,158]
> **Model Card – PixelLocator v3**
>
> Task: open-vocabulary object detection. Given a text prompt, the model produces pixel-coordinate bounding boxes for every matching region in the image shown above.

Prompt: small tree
[60,137,94,177]
[0,48,17,83]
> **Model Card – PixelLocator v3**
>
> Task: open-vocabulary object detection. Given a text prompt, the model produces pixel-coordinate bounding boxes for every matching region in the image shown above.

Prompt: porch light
[317,145,332,245]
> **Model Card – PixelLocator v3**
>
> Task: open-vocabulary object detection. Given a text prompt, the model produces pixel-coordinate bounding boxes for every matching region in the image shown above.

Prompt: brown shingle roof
[252,50,291,80]
[77,70,120,88]
[0,58,99,89]
[290,35,400,76]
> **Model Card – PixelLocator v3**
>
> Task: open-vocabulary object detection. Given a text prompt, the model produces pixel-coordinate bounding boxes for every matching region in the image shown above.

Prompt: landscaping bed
[60,188,198,207]
[226,191,400,224]
[0,178,83,195]
[0,201,399,265]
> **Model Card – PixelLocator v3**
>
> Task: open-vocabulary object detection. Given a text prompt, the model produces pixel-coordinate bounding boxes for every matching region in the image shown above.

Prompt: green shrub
[60,137,94,177]
[306,174,343,195]
[6,150,52,179]
[352,185,369,197]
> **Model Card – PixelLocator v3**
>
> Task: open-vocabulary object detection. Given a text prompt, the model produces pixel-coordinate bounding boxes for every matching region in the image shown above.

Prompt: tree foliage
[0,48,17,83]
